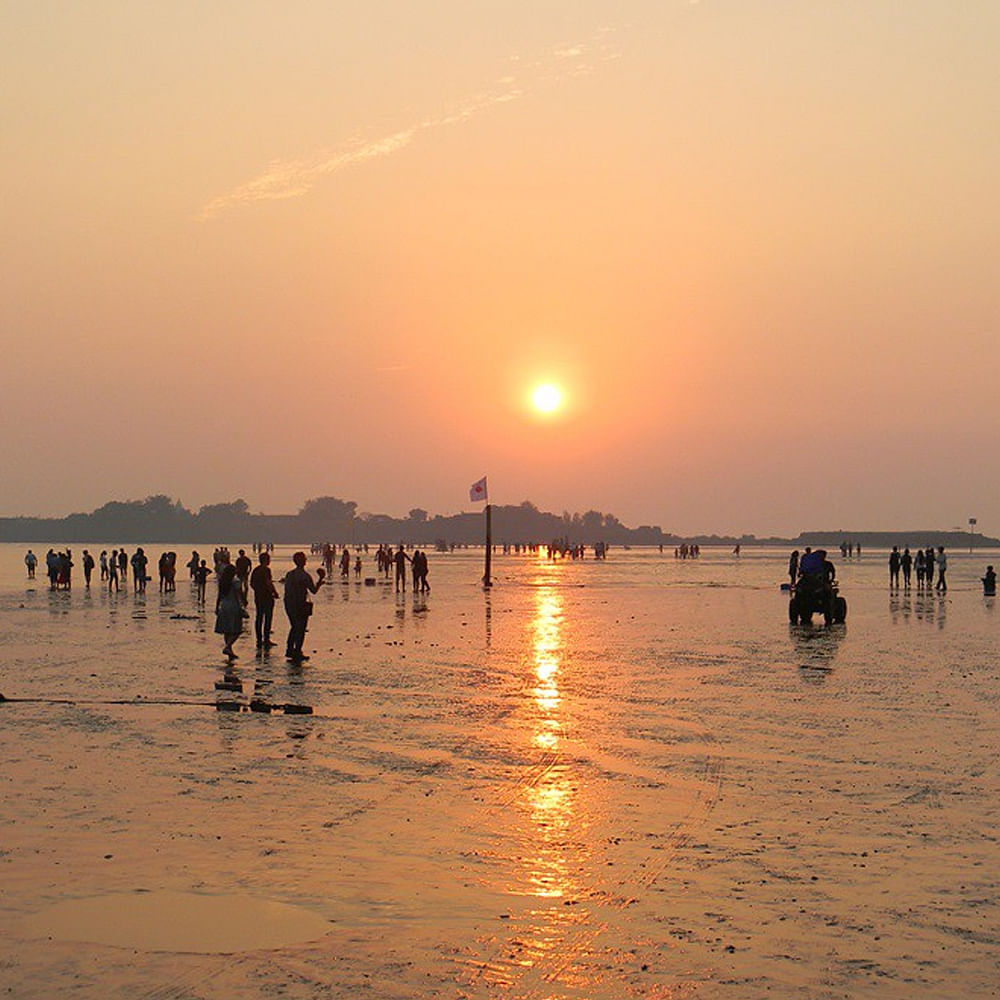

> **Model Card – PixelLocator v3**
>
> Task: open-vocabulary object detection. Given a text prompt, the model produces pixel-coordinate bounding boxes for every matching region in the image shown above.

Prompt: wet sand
[1,544,998,998]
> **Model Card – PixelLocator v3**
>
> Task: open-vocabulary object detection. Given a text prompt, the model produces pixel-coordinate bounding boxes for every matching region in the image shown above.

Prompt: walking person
[235,549,253,601]
[282,552,325,662]
[107,549,120,592]
[393,544,410,593]
[250,551,279,650]
[935,546,948,593]
[24,550,37,579]
[214,562,244,660]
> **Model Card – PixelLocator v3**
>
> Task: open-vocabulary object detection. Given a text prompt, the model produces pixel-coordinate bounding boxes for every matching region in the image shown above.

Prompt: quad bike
[789,573,847,625]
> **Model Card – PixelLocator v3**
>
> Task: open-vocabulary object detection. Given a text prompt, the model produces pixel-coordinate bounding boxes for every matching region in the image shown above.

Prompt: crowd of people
[887,546,950,592]
[23,540,432,664]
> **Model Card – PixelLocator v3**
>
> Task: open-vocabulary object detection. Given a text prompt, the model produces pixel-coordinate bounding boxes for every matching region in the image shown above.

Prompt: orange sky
[3,1,999,535]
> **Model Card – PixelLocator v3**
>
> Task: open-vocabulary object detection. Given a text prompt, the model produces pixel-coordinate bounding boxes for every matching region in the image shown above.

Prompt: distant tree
[408,508,429,523]
[198,499,251,518]
[299,496,357,520]
[298,496,358,537]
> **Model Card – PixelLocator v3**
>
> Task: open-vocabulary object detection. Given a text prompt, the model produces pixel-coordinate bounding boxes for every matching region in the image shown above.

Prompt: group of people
[214,549,324,662]
[788,547,837,587]
[887,546,948,592]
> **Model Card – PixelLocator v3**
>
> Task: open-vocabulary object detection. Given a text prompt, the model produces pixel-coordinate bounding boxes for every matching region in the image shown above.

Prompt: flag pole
[483,503,492,588]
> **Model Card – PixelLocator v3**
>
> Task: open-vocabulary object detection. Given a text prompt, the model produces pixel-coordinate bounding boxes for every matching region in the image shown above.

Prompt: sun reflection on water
[522,585,579,903]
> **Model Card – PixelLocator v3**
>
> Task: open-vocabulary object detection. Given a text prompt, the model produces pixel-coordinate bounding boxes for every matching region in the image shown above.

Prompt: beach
[1,544,998,998]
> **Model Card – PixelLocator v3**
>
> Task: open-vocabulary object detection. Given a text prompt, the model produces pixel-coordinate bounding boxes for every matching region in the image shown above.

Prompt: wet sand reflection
[477,580,598,993]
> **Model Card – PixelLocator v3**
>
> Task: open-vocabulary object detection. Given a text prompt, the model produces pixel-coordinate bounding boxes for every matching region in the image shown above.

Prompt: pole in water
[483,503,492,588]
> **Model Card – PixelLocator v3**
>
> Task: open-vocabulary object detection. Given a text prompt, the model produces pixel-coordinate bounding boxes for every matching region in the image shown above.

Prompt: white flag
[469,476,488,503]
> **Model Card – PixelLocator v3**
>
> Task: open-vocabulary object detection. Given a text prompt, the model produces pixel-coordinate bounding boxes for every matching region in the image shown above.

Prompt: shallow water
[1,543,998,998]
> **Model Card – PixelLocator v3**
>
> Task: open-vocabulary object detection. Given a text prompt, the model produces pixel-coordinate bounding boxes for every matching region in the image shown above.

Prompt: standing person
[914,548,926,588]
[888,547,901,590]
[118,548,128,584]
[416,550,430,593]
[925,547,935,590]
[788,550,800,588]
[901,547,912,589]
[24,550,37,579]
[195,559,211,604]
[133,548,149,593]
[394,544,410,593]
[235,549,252,601]
[281,551,325,662]
[108,549,120,592]
[187,551,200,580]
[250,551,279,650]
[935,546,948,593]
[214,563,244,659]
[99,550,108,581]
[82,550,95,588]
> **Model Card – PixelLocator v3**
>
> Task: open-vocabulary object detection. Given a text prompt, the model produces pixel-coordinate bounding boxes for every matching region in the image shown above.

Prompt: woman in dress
[215,563,244,659]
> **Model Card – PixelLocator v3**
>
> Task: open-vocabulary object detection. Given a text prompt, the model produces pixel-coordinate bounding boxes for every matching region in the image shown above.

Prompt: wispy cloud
[198,29,620,222]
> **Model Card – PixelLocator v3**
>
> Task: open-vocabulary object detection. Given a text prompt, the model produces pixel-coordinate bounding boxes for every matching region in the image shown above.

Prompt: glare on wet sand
[1,544,998,998]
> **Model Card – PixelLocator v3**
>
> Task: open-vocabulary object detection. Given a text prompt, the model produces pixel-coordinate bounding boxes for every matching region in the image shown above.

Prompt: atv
[789,573,847,626]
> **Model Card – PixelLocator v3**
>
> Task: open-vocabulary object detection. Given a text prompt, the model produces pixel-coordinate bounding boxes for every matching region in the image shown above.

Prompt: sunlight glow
[531,383,563,414]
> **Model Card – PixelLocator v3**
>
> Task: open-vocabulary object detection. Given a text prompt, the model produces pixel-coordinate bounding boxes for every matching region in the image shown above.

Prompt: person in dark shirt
[235,549,253,600]
[393,544,410,593]
[888,547,901,589]
[901,547,913,589]
[195,560,211,604]
[281,551,325,661]
[250,552,279,650]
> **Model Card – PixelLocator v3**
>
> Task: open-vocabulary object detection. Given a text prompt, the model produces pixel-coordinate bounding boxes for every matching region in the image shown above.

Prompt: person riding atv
[789,548,847,625]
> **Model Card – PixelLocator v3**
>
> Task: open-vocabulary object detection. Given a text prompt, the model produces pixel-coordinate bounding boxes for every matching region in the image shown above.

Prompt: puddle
[20,890,334,953]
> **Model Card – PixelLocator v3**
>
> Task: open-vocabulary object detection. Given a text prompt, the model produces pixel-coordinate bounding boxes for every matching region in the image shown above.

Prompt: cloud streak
[198,30,619,221]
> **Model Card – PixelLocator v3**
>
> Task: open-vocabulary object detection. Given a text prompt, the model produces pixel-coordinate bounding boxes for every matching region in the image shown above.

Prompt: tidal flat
[1,544,998,998]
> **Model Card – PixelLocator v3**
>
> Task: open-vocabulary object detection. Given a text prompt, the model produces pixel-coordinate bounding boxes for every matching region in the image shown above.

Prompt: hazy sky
[4,1,999,535]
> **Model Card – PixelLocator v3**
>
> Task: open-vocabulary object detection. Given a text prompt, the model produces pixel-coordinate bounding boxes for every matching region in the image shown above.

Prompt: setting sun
[531,383,563,414]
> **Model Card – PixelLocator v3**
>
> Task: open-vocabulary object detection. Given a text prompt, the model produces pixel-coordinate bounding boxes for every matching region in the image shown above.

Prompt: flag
[469,476,488,503]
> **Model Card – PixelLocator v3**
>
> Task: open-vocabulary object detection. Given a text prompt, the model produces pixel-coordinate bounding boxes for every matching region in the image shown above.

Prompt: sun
[531,383,563,415]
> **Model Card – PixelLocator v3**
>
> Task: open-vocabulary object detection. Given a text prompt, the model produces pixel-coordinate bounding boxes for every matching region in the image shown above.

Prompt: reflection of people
[982,565,996,596]
[789,618,844,679]
[282,552,325,662]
